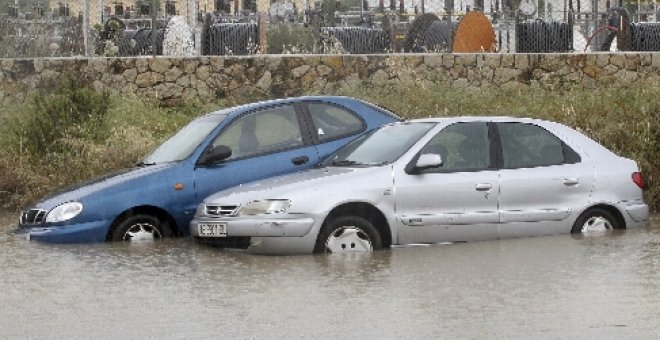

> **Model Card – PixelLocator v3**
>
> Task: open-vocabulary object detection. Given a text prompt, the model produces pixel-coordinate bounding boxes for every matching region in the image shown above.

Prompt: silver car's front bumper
[190,214,324,254]
[191,217,315,237]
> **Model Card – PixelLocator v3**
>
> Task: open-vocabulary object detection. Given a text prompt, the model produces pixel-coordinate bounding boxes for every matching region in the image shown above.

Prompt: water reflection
[1,211,659,338]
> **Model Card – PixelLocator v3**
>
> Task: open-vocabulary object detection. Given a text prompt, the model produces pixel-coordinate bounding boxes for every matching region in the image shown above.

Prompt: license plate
[198,222,227,237]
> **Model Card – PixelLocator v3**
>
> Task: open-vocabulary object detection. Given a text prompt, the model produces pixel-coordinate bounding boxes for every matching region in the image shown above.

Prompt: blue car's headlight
[45,202,83,223]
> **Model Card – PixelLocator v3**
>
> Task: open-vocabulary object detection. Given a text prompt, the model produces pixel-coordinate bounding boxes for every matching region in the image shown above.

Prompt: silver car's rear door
[495,122,595,237]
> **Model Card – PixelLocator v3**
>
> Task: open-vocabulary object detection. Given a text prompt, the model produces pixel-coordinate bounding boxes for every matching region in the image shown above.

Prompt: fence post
[83,0,90,57]
[258,13,267,53]
[100,0,104,27]
[188,0,197,32]
[15,0,21,38]
[190,0,199,55]
[152,0,157,56]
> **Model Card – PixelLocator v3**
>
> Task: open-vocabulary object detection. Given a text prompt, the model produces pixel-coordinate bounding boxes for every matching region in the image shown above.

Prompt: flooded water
[1,211,660,339]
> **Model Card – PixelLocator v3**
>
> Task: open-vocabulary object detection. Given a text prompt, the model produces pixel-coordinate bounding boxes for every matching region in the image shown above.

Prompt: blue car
[17,96,400,243]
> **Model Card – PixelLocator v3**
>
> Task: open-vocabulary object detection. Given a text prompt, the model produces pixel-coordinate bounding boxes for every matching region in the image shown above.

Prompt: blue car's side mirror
[199,145,232,165]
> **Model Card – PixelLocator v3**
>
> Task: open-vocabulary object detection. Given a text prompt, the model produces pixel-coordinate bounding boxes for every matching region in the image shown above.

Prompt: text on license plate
[198,222,227,237]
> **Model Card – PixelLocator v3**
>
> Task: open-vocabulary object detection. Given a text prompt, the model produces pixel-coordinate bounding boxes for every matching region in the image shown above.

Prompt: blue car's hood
[32,163,177,210]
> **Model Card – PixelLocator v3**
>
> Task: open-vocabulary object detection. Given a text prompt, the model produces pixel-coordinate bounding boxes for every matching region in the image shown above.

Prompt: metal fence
[0,0,658,57]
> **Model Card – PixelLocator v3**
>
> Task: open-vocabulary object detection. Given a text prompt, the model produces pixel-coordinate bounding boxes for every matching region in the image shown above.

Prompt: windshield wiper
[136,161,156,167]
[330,160,360,167]
[329,160,388,167]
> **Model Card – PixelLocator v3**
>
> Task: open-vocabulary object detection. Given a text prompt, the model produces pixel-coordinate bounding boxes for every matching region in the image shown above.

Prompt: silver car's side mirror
[415,153,443,170]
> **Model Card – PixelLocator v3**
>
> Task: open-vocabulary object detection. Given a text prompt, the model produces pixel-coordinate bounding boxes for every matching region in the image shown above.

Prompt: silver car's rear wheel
[571,208,620,234]
[110,214,173,242]
[580,216,613,232]
[314,216,382,254]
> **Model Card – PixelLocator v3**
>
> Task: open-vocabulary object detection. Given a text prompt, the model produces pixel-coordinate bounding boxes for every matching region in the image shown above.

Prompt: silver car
[190,117,649,254]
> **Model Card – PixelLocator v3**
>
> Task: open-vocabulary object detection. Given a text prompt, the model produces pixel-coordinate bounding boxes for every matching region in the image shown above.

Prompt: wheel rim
[123,222,161,241]
[325,226,373,253]
[581,216,613,233]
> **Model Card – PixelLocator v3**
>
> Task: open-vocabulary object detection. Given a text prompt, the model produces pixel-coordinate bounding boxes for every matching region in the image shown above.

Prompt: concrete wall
[1,53,658,104]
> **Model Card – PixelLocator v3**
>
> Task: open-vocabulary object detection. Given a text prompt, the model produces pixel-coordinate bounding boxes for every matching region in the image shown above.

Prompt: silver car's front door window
[394,122,500,244]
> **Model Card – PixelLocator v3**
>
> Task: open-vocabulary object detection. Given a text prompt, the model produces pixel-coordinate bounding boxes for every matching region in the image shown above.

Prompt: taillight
[632,172,646,190]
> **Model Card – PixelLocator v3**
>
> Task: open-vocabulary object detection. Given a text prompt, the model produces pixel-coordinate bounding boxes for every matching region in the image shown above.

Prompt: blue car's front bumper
[19,219,111,243]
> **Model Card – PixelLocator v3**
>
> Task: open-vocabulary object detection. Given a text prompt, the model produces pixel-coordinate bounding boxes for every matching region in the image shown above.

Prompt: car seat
[238,118,259,155]
[456,138,486,169]
[539,143,563,165]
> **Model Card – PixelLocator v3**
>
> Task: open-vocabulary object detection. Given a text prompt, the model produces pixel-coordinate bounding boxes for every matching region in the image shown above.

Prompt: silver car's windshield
[141,113,227,165]
[322,122,435,167]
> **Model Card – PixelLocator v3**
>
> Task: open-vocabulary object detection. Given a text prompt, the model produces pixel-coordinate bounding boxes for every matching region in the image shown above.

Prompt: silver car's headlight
[239,200,290,216]
[195,204,206,217]
[45,202,83,223]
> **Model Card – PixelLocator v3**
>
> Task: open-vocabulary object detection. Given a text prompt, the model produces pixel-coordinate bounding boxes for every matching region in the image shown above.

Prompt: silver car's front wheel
[325,227,373,253]
[314,216,382,254]
[571,208,620,234]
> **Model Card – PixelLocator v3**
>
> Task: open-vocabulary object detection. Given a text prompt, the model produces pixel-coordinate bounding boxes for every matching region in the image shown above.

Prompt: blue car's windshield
[321,122,435,167]
[142,113,228,164]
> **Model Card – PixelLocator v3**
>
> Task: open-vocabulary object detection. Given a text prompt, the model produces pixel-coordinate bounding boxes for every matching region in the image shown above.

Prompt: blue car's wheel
[110,214,173,242]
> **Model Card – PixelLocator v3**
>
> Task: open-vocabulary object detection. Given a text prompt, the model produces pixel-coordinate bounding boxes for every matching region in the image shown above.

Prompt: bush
[17,75,111,158]
[267,23,315,54]
[0,80,203,209]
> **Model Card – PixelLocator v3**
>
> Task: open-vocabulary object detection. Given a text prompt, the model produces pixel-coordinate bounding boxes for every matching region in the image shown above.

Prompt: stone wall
[1,53,659,104]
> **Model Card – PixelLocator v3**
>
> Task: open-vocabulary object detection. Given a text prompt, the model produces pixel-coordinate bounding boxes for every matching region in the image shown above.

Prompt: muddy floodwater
[1,212,660,339]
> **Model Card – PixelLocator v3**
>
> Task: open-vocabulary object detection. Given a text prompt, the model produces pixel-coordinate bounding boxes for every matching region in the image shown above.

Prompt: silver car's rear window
[322,122,435,166]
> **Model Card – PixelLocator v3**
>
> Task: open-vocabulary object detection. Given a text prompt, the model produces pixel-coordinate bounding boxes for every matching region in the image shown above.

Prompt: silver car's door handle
[563,178,580,186]
[475,183,493,192]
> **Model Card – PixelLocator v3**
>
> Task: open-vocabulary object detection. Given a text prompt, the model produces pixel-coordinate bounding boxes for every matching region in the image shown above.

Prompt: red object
[632,172,646,190]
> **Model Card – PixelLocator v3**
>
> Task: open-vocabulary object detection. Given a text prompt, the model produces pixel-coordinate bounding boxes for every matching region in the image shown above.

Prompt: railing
[0,0,658,58]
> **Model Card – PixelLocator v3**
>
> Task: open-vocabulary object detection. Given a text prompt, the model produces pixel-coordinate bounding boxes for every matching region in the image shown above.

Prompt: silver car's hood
[204,166,390,204]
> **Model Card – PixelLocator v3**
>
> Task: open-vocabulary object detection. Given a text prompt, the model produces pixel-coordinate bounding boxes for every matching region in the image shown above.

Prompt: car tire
[571,208,620,234]
[314,216,382,254]
[110,214,173,242]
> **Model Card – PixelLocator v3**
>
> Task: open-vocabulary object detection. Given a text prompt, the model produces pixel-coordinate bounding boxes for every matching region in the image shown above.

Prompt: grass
[0,79,657,213]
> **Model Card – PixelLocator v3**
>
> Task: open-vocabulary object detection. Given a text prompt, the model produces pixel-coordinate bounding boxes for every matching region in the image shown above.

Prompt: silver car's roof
[407,116,617,160]
[411,116,549,124]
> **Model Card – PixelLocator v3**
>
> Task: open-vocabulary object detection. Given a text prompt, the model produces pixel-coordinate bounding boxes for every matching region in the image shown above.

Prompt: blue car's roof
[207,96,401,120]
